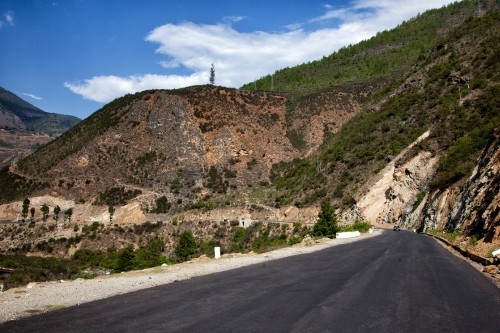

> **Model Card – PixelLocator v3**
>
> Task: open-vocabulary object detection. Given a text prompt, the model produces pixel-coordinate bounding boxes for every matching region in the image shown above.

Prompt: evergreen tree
[153,196,171,213]
[64,208,73,222]
[117,245,135,272]
[30,207,35,223]
[313,200,339,239]
[53,205,61,222]
[22,198,30,223]
[209,63,215,85]
[175,230,198,261]
[108,205,115,223]
[134,236,165,269]
[41,203,49,222]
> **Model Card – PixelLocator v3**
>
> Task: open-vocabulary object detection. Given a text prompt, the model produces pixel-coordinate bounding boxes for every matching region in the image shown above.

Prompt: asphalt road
[2,230,500,332]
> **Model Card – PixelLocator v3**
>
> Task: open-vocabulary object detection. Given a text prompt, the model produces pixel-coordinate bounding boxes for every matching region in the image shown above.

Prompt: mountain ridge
[0,0,499,261]
[0,87,81,167]
[0,87,80,135]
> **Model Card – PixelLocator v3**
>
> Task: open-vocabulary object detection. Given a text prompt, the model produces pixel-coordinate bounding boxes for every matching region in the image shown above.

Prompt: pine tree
[209,63,215,85]
[108,205,115,223]
[22,198,30,223]
[175,230,198,261]
[117,245,135,272]
[30,207,35,223]
[64,208,73,222]
[41,203,49,222]
[53,205,61,222]
[313,200,339,239]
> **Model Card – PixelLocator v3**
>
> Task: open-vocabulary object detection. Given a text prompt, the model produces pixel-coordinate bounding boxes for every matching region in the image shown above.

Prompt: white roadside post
[214,247,221,259]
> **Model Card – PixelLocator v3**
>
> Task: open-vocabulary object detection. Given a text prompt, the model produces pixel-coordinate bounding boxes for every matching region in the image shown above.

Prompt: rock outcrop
[355,131,438,226]
[352,129,500,255]
[420,134,500,240]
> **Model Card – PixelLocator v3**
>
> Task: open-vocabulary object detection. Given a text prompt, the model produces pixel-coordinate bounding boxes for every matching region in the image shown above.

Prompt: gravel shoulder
[0,231,382,323]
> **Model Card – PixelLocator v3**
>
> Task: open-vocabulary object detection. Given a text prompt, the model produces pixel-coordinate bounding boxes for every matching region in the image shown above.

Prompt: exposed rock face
[416,188,461,231]
[0,108,25,130]
[354,130,500,253]
[355,131,500,244]
[0,196,147,225]
[424,135,500,240]
[355,131,438,226]
[0,196,75,223]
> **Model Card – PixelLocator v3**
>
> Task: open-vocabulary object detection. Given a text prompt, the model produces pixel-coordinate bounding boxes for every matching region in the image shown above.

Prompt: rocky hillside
[0,85,365,214]
[341,6,500,256]
[0,0,499,261]
[0,130,53,167]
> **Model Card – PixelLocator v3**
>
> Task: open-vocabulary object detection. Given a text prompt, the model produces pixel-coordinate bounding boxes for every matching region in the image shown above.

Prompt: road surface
[1,230,499,332]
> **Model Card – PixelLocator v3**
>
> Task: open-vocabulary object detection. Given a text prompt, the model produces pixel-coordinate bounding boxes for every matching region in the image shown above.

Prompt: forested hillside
[262,1,500,210]
[241,1,486,96]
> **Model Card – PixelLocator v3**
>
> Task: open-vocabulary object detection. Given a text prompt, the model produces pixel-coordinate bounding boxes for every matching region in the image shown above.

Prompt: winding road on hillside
[2,231,500,332]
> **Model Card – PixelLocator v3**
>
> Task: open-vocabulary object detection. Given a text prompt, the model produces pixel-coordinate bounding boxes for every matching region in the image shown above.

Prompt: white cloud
[284,23,302,31]
[20,92,42,100]
[222,16,246,24]
[0,11,14,28]
[66,1,455,103]
[311,0,452,28]
[64,73,206,103]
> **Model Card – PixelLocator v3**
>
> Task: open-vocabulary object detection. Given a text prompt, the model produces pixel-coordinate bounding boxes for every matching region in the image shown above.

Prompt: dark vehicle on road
[393,225,401,231]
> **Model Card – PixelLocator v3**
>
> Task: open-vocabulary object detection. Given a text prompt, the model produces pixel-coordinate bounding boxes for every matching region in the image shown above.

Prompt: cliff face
[354,132,500,255]
[355,131,438,226]
[419,134,500,240]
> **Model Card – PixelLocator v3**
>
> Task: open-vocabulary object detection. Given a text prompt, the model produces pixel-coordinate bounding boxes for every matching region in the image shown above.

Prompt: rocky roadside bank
[0,231,382,323]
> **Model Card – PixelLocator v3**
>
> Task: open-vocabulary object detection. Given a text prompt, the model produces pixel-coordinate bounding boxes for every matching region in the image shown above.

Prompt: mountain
[2,85,366,208]
[0,87,80,135]
[0,87,81,167]
[0,0,499,260]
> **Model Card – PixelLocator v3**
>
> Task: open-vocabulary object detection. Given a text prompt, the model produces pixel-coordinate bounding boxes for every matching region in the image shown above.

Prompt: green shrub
[133,236,166,269]
[0,254,81,290]
[288,236,302,245]
[152,196,171,213]
[133,221,163,234]
[412,191,427,211]
[341,221,372,232]
[199,241,221,258]
[93,187,142,206]
[72,272,98,280]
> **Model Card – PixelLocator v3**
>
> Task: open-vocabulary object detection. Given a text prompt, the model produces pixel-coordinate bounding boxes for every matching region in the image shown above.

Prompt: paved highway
[2,230,499,332]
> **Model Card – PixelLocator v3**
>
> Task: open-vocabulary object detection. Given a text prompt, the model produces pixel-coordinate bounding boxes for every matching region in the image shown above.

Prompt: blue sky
[0,0,456,120]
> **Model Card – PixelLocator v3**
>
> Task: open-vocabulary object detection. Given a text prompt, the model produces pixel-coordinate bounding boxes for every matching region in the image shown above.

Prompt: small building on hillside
[239,219,257,228]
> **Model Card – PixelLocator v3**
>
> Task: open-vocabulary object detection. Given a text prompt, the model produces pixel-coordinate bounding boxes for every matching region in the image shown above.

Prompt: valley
[0,0,499,292]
